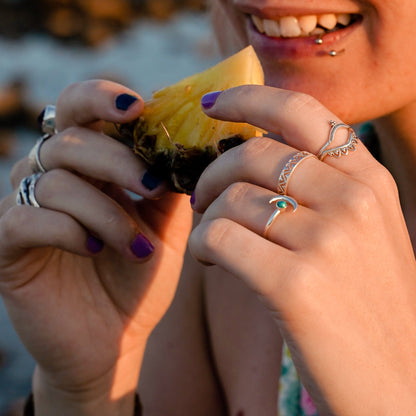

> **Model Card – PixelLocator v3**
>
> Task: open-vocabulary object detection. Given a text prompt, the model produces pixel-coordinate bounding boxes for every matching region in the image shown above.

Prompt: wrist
[32,346,145,416]
[24,392,142,416]
[33,370,137,416]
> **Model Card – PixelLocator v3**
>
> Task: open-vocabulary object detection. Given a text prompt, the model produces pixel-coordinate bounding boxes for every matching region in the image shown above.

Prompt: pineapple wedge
[117,46,264,194]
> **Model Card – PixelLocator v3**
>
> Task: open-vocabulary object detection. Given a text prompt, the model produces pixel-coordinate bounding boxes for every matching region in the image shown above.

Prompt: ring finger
[200,182,324,251]
[21,169,147,261]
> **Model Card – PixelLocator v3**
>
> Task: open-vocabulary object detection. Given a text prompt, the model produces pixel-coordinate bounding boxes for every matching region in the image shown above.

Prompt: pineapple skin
[116,119,245,194]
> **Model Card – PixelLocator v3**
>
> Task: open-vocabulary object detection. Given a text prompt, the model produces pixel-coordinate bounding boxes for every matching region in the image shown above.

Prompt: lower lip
[247,17,361,59]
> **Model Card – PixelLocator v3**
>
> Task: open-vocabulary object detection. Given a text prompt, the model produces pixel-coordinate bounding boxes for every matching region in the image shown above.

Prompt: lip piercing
[328,48,346,57]
[315,36,323,45]
[314,35,346,56]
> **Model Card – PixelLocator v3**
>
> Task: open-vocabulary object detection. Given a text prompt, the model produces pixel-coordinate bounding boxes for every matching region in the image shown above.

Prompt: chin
[262,67,372,125]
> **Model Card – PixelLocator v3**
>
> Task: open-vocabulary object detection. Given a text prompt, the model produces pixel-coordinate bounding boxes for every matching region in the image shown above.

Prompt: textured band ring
[28,134,51,173]
[38,104,57,136]
[317,120,359,160]
[277,151,317,195]
[16,173,43,208]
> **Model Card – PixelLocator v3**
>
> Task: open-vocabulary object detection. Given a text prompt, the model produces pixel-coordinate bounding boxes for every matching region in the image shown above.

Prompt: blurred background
[0,0,219,413]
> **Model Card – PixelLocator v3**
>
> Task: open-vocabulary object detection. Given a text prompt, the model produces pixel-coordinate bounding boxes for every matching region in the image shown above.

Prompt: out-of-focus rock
[0,79,41,156]
[0,0,207,46]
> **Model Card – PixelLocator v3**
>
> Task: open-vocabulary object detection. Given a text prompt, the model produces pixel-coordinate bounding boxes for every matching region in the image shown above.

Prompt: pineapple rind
[116,46,264,194]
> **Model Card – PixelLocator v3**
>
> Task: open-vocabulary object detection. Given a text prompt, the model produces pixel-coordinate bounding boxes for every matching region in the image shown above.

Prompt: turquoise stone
[277,200,288,209]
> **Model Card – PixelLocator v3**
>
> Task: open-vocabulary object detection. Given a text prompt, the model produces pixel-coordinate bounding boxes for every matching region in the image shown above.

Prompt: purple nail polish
[201,91,222,110]
[190,191,196,207]
[131,234,154,258]
[116,94,138,111]
[87,235,104,254]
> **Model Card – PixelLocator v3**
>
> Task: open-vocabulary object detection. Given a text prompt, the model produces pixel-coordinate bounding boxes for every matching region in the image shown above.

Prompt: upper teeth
[252,13,352,38]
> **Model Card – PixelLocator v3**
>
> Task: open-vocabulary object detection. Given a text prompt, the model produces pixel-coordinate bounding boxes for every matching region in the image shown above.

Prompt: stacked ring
[38,105,57,136]
[277,151,317,195]
[16,173,43,208]
[28,134,51,173]
[28,105,58,174]
[317,120,359,160]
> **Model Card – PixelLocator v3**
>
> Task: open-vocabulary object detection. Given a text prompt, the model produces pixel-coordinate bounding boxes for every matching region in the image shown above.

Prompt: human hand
[0,80,193,411]
[189,86,416,414]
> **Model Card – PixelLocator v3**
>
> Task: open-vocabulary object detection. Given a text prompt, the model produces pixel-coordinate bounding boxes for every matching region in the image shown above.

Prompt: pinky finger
[0,205,101,262]
[188,217,298,304]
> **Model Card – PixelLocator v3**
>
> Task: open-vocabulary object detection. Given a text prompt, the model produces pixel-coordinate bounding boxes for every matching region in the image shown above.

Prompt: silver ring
[277,151,317,195]
[317,120,359,160]
[263,195,298,239]
[38,105,57,135]
[16,173,43,208]
[28,134,51,173]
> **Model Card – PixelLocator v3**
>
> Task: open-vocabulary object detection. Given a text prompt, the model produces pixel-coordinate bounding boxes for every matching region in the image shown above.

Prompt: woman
[1,0,416,414]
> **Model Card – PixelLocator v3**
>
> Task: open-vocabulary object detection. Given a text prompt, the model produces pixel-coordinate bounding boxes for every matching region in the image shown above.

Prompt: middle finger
[193,137,349,213]
[30,169,144,260]
[11,127,166,197]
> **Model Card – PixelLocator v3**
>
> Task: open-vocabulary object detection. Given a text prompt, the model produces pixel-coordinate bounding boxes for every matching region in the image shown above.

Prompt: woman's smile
[247,12,362,59]
[234,1,364,59]
[250,12,359,39]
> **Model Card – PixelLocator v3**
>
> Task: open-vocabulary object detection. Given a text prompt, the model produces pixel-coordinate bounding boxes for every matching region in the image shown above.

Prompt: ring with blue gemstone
[263,195,298,239]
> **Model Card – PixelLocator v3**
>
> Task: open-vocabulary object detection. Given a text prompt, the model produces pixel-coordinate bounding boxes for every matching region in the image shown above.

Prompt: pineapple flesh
[116,46,264,194]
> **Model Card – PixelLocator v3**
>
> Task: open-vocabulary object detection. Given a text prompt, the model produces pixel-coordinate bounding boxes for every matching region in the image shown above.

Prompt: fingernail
[142,171,162,191]
[201,91,222,110]
[131,234,154,258]
[116,93,138,111]
[190,191,196,207]
[87,235,104,254]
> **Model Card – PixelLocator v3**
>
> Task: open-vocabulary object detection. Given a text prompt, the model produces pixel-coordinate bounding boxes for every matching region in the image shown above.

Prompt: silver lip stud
[329,48,346,57]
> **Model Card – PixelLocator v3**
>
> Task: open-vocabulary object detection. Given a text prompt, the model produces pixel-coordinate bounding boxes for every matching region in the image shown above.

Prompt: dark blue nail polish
[190,191,196,207]
[131,234,154,258]
[87,235,104,254]
[116,94,138,111]
[142,171,162,191]
[201,91,222,110]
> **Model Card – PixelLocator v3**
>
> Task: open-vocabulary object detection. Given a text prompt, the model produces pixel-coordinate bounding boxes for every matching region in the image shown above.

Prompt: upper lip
[234,1,362,18]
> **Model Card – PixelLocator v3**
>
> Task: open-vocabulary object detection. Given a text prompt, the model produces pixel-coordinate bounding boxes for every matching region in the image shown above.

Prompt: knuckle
[236,137,276,164]
[102,208,124,228]
[59,126,83,145]
[221,182,250,205]
[35,169,67,202]
[56,82,83,109]
[337,181,378,223]
[0,206,30,243]
[373,164,399,196]
[198,218,233,255]
[57,81,84,101]
[280,91,319,115]
[309,221,346,258]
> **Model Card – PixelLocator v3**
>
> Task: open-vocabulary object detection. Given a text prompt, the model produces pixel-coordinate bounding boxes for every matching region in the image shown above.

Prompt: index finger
[201,85,379,178]
[55,79,144,131]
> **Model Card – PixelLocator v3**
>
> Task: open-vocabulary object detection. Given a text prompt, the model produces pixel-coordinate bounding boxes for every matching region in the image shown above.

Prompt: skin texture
[1,0,416,414]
